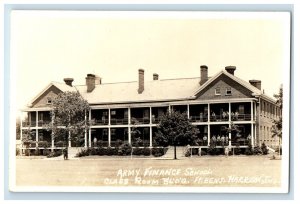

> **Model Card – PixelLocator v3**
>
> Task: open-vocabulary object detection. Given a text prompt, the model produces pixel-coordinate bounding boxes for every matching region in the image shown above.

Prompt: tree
[47,91,90,155]
[154,110,199,159]
[271,85,283,156]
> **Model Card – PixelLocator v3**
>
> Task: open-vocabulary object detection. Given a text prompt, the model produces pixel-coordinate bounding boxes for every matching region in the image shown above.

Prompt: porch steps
[161,146,187,159]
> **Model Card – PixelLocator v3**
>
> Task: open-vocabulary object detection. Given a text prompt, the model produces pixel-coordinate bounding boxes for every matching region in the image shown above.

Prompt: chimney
[138,69,144,94]
[63,78,74,87]
[95,75,102,85]
[225,66,236,75]
[86,74,96,92]
[200,65,208,85]
[153,73,159,80]
[249,79,262,90]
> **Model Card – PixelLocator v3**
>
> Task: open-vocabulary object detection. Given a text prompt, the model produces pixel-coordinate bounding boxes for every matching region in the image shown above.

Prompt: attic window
[215,87,221,95]
[226,87,232,95]
[47,97,52,104]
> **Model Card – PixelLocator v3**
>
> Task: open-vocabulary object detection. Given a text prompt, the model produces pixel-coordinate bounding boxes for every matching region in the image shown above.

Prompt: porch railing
[110,118,129,125]
[231,114,252,121]
[190,115,208,122]
[38,120,51,126]
[132,117,150,124]
[93,119,109,125]
[22,121,37,127]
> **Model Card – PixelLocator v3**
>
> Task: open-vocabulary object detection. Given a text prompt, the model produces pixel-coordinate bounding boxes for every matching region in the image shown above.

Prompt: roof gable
[29,82,76,107]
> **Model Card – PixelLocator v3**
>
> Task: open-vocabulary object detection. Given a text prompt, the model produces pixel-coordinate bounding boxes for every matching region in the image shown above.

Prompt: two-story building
[20,65,281,152]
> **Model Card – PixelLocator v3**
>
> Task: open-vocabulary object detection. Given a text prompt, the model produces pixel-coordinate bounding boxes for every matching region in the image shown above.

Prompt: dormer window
[215,87,221,95]
[47,97,52,104]
[226,87,232,95]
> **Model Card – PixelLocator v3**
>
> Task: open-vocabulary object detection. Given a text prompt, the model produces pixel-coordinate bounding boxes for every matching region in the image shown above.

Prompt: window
[225,87,232,95]
[215,87,221,95]
[47,97,52,104]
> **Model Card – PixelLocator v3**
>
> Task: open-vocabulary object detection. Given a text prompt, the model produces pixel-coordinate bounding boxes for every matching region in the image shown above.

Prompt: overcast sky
[11,11,290,110]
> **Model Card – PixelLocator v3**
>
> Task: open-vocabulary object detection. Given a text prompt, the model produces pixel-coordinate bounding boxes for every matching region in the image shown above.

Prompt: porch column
[208,103,210,122]
[187,104,190,119]
[254,124,257,146]
[84,111,87,148]
[251,123,254,146]
[88,109,91,147]
[128,107,131,144]
[51,110,54,152]
[36,111,38,147]
[68,130,71,147]
[149,107,152,147]
[108,108,111,146]
[168,105,171,113]
[229,132,232,146]
[254,101,257,120]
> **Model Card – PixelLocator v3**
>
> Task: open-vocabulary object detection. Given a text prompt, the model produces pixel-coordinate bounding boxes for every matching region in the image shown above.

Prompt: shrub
[200,150,207,156]
[234,145,241,155]
[119,143,132,156]
[151,147,166,157]
[106,147,117,156]
[132,148,143,155]
[43,148,50,156]
[39,141,49,148]
[143,147,151,156]
[16,148,20,156]
[253,146,262,155]
[245,144,254,155]
[261,143,269,155]
[34,147,40,156]
[90,147,97,155]
[207,143,217,155]
[47,150,62,158]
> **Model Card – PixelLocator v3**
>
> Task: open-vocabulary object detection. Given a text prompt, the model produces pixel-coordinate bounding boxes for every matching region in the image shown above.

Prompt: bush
[97,147,107,155]
[119,143,132,156]
[47,150,62,158]
[253,146,262,155]
[39,141,49,148]
[16,148,20,156]
[207,143,218,155]
[234,145,241,155]
[151,147,166,157]
[245,144,254,155]
[106,147,118,156]
[43,148,50,156]
[261,143,269,155]
[56,141,64,147]
[143,147,151,156]
[34,147,40,156]
[132,148,143,155]
[90,147,98,155]
[200,150,207,156]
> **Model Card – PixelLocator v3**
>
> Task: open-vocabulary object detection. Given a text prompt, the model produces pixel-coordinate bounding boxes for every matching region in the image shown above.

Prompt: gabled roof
[193,70,275,103]
[28,82,76,107]
[27,69,276,107]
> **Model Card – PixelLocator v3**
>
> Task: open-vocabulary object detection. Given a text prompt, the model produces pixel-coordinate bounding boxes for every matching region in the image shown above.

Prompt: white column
[51,111,54,152]
[36,111,38,147]
[128,107,131,144]
[88,109,91,147]
[187,104,190,119]
[229,132,232,146]
[254,124,257,146]
[68,130,71,147]
[207,103,210,122]
[84,111,87,148]
[168,105,171,113]
[254,101,257,120]
[251,123,254,146]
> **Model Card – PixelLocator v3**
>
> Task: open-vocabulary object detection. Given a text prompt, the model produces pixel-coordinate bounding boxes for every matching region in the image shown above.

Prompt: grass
[15,155,281,187]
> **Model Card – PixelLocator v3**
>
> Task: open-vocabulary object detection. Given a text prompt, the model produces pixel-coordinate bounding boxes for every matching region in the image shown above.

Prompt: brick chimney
[200,65,208,85]
[86,74,96,92]
[153,73,159,80]
[138,69,144,94]
[95,75,102,85]
[63,78,74,87]
[225,66,236,75]
[249,79,262,90]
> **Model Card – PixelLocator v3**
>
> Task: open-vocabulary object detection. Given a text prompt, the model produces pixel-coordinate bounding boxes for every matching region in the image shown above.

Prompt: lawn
[15,156,281,187]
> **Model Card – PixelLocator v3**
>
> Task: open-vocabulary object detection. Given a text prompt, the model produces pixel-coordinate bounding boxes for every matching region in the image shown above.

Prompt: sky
[11,11,290,111]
